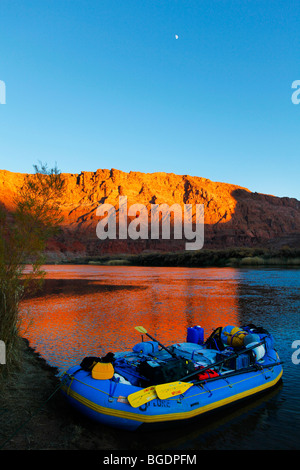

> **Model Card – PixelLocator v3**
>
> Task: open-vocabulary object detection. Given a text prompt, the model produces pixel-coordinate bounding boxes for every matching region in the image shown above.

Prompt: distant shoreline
[47,247,300,268]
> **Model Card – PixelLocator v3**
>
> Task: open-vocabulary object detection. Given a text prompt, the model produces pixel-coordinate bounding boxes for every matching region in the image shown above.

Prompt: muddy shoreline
[1,340,198,452]
[0,339,289,453]
[0,339,142,451]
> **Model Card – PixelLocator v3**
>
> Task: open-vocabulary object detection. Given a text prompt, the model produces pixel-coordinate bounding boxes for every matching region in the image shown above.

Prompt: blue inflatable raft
[61,324,283,431]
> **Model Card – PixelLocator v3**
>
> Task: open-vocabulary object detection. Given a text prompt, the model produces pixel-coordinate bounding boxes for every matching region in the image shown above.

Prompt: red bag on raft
[197,366,219,380]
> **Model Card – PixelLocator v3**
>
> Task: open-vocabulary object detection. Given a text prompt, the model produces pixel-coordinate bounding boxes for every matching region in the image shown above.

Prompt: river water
[20,265,300,450]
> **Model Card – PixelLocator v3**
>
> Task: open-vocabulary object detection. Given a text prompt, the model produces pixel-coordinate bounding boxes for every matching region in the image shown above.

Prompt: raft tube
[61,326,283,431]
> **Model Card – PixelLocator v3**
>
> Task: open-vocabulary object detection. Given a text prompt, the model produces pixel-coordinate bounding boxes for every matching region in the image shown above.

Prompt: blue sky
[0,0,299,199]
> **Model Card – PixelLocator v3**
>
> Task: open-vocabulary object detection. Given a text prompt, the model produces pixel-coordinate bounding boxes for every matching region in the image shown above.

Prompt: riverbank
[0,339,133,450]
[1,339,222,452]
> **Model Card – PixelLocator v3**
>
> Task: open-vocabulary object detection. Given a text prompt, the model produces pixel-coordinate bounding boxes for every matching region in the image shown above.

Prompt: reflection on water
[20,265,300,450]
[20,266,241,371]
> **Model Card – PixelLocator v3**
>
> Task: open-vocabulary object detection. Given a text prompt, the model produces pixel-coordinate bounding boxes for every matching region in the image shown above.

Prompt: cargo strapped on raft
[137,356,195,386]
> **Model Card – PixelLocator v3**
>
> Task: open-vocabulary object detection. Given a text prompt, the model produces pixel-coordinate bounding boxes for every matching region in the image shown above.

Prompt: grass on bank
[60,246,300,268]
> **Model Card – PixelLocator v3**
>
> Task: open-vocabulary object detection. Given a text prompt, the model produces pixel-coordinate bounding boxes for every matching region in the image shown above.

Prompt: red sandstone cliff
[0,168,299,260]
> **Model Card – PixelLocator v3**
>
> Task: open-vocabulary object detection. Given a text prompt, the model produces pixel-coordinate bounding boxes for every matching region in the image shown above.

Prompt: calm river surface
[20,265,300,450]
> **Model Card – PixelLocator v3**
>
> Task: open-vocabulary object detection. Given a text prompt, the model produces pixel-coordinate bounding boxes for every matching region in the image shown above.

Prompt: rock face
[0,168,299,259]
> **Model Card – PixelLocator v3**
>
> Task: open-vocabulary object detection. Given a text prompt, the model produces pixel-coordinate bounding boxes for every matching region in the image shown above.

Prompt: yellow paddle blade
[127,386,157,408]
[91,362,114,380]
[156,381,193,400]
[135,326,147,334]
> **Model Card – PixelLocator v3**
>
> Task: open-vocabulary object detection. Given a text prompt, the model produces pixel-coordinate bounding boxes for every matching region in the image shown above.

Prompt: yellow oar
[155,381,193,399]
[127,386,157,408]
